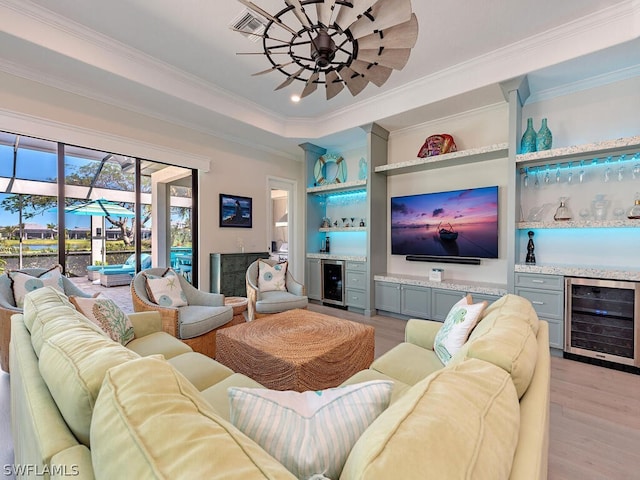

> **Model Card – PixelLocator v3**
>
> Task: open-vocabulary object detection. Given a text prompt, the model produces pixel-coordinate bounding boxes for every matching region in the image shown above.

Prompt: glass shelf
[517,219,640,229]
[306,179,366,195]
[515,135,640,166]
[319,227,366,233]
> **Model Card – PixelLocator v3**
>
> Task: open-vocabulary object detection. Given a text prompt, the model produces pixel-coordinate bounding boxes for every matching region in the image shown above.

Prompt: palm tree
[46,223,57,239]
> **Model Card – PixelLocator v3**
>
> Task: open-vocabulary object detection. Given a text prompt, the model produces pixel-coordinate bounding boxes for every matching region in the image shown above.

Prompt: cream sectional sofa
[10,288,549,480]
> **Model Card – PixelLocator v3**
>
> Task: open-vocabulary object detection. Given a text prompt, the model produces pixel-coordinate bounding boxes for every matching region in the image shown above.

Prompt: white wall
[0,71,305,291]
[386,104,510,285]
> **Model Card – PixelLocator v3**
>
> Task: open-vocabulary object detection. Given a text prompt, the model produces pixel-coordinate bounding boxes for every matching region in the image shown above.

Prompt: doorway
[267,177,297,278]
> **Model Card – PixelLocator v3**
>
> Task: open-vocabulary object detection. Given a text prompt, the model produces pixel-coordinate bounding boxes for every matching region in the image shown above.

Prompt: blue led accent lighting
[519,152,640,174]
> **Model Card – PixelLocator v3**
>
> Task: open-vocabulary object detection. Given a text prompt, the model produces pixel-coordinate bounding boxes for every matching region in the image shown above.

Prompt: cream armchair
[245,259,308,321]
[131,268,239,358]
[0,267,94,372]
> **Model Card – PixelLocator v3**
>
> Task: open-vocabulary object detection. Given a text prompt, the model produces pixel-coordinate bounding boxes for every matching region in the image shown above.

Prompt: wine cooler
[565,277,640,367]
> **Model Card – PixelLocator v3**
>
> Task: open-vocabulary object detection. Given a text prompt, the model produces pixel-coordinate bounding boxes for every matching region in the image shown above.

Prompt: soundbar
[405,255,481,265]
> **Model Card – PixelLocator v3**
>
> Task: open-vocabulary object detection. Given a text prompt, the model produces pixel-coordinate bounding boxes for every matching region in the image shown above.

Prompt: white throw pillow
[228,380,392,480]
[143,269,187,307]
[9,265,64,308]
[434,295,488,365]
[70,294,135,345]
[257,260,287,292]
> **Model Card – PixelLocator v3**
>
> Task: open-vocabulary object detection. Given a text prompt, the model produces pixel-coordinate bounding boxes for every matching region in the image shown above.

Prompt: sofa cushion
[126,331,192,359]
[340,358,520,480]
[258,260,288,292]
[91,356,297,480]
[167,352,234,391]
[451,294,539,398]
[228,380,392,480]
[69,295,134,345]
[26,290,107,358]
[38,321,141,446]
[9,265,64,308]
[479,293,540,335]
[370,342,444,386]
[434,296,487,365]
[340,368,412,405]
[22,285,75,332]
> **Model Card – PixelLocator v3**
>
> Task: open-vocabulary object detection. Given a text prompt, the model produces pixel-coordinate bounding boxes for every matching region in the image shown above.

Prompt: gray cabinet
[431,289,467,322]
[345,261,367,310]
[210,252,269,297]
[375,281,401,313]
[515,272,564,349]
[401,285,430,319]
[375,282,430,319]
[376,280,501,321]
[306,258,322,300]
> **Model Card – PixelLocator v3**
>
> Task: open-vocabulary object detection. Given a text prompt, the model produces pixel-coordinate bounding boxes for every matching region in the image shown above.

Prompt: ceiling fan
[234,0,418,101]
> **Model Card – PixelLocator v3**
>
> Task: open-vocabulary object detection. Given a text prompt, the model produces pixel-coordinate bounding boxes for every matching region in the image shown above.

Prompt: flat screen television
[391,185,499,259]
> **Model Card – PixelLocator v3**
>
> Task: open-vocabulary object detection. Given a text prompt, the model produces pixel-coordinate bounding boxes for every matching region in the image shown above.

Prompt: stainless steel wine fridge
[565,277,640,367]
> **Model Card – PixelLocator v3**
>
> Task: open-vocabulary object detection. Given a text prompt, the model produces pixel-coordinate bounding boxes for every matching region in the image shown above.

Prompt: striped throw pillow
[228,380,392,480]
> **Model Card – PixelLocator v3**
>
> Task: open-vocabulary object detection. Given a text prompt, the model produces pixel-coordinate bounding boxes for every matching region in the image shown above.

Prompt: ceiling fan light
[311,29,336,68]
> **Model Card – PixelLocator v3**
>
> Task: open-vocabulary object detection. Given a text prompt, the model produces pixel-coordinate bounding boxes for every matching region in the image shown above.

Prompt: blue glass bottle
[520,118,537,153]
[536,118,552,151]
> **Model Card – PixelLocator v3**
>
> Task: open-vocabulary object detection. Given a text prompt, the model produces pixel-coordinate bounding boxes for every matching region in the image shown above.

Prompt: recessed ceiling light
[291,94,301,103]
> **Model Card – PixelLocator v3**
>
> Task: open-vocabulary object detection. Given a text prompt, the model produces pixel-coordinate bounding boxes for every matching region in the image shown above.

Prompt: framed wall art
[219,193,252,228]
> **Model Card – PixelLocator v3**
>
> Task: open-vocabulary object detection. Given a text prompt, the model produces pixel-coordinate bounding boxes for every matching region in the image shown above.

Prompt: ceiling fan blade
[357,13,418,50]
[285,0,311,28]
[325,70,344,100]
[316,0,337,27]
[338,66,369,96]
[349,0,412,39]
[252,61,295,76]
[300,72,320,98]
[349,60,393,87]
[334,0,378,31]
[275,66,305,90]
[356,48,411,70]
[237,0,299,36]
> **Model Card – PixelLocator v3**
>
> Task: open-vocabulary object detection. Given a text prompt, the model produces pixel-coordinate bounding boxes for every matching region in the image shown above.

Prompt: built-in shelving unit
[517,219,640,229]
[374,143,508,176]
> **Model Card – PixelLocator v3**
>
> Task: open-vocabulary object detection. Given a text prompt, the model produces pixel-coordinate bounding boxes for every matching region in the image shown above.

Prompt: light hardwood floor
[1,302,638,479]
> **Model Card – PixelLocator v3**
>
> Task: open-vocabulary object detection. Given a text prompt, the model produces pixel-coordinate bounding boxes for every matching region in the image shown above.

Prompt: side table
[224,296,248,322]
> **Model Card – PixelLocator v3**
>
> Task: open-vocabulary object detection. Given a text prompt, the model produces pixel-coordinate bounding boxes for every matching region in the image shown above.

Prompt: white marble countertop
[374,273,508,296]
[306,253,367,262]
[515,263,640,281]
